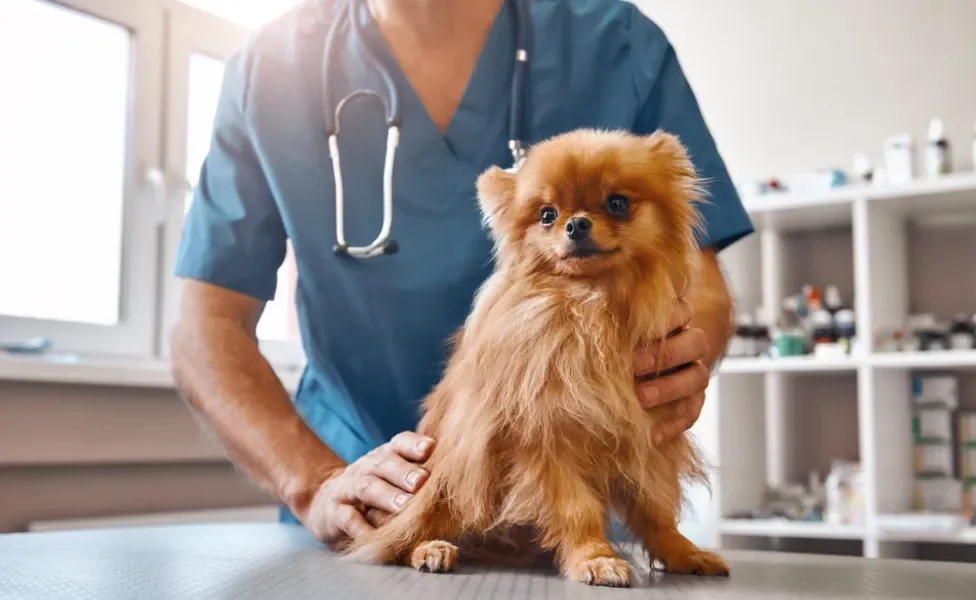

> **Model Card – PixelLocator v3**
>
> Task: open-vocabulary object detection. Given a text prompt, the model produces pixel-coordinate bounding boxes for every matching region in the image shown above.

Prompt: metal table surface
[0,523,973,599]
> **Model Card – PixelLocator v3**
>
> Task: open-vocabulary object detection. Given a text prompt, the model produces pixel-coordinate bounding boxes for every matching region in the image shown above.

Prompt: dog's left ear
[475,166,516,231]
[644,132,695,178]
[644,131,702,202]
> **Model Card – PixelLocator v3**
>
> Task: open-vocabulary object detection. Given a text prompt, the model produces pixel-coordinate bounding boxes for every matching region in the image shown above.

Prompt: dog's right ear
[475,166,516,231]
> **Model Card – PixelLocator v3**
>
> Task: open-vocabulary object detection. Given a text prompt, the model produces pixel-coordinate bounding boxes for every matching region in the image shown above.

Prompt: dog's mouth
[564,246,620,259]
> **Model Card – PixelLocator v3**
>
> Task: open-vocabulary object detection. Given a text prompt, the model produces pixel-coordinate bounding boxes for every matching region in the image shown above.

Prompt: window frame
[2,0,305,370]
[0,0,164,359]
[161,1,306,369]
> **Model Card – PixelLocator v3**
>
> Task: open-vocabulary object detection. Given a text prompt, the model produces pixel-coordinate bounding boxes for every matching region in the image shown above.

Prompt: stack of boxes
[911,375,970,517]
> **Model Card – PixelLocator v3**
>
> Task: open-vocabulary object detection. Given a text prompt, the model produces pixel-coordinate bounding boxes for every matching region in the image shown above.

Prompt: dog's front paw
[410,540,458,573]
[567,556,632,587]
[659,550,730,577]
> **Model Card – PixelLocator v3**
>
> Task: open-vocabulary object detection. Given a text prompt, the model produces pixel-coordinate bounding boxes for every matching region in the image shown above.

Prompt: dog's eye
[540,206,558,226]
[605,193,630,216]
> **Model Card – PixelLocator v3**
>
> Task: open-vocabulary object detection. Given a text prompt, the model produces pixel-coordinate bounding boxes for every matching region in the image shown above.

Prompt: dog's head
[476,130,703,279]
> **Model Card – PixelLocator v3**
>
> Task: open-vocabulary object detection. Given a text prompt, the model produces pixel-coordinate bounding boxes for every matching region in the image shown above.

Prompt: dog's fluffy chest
[457,276,657,443]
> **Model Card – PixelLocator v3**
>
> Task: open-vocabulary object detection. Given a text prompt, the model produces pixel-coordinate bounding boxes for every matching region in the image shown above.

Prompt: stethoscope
[324,0,532,259]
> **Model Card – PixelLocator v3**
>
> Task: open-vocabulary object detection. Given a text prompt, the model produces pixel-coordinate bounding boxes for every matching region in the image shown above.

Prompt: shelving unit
[704,172,976,562]
[719,518,867,540]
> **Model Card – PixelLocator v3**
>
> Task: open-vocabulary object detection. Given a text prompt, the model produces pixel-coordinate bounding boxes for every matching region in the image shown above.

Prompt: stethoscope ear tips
[333,244,349,257]
[382,240,399,255]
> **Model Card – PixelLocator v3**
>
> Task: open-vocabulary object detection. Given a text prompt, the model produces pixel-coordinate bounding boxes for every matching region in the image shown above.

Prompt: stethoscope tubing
[508,0,531,168]
[327,0,530,259]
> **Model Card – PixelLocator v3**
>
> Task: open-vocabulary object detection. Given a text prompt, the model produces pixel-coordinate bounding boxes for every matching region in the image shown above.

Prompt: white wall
[637,0,976,182]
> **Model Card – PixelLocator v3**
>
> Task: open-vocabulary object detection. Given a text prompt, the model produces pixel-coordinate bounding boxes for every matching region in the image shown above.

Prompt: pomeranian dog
[341,129,730,586]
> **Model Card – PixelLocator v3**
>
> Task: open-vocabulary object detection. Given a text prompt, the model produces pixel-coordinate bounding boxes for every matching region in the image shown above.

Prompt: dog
[340,129,730,586]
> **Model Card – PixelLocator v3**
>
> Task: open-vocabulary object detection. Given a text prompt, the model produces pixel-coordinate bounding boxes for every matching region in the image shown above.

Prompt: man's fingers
[389,431,436,462]
[356,475,413,514]
[669,298,692,330]
[653,392,706,446]
[370,450,429,493]
[335,503,374,540]
[660,328,708,370]
[635,328,708,377]
[638,362,709,408]
[365,507,392,528]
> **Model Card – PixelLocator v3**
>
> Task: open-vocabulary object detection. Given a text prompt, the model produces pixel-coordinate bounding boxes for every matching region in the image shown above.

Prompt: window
[184,52,225,213]
[0,0,161,357]
[164,1,304,366]
[176,0,300,29]
[0,0,129,325]
[0,0,303,366]
[181,51,300,347]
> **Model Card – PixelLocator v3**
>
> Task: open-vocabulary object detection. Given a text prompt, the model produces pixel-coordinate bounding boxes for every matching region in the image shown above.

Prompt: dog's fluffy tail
[341,474,446,564]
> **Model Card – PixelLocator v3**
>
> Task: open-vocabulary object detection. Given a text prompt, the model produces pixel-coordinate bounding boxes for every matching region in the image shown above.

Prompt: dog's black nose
[565,217,592,241]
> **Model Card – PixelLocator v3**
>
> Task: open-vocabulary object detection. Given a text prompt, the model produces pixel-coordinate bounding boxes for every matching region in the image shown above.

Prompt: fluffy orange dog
[341,129,729,586]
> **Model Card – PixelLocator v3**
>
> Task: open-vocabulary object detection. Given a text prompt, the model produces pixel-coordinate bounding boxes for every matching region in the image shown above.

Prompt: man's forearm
[687,249,735,371]
[171,316,342,517]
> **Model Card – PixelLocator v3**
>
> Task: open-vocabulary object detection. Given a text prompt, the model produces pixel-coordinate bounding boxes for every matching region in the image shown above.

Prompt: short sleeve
[629,15,754,252]
[174,52,287,301]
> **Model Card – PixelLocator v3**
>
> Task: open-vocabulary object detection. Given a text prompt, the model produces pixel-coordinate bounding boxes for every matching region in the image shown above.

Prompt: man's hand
[299,432,435,546]
[634,298,710,447]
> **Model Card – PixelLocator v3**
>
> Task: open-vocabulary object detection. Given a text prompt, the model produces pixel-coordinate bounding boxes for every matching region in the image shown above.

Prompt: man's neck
[367,0,502,45]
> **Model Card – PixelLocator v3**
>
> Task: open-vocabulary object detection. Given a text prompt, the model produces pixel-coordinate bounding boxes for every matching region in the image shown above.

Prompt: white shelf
[719,519,866,540]
[720,519,976,546]
[864,172,976,203]
[707,169,976,561]
[720,355,862,374]
[871,350,976,371]
[741,172,976,232]
[720,351,976,374]
[874,528,976,545]
[0,353,303,392]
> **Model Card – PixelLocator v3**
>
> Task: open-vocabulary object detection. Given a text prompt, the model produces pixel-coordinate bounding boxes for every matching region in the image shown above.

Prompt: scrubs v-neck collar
[350,0,516,166]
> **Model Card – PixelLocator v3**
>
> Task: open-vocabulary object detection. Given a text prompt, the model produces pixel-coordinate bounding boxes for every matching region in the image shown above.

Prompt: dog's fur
[340,129,730,586]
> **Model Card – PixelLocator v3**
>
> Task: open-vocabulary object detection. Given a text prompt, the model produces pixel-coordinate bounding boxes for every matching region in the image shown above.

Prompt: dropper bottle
[925,118,951,177]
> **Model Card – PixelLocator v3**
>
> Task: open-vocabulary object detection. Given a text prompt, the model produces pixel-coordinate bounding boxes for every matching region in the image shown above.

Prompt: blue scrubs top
[175,0,754,522]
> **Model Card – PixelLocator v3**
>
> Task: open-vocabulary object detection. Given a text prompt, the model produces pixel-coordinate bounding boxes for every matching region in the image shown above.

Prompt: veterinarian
[171,0,753,546]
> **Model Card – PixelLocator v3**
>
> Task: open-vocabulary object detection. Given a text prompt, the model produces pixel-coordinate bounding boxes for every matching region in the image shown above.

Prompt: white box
[911,375,958,409]
[913,444,954,477]
[964,480,976,514]
[913,478,963,513]
[913,409,953,441]
[960,446,976,479]
[958,412,976,443]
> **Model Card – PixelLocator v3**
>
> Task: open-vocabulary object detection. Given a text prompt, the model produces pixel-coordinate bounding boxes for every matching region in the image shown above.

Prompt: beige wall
[637,0,976,181]
[0,382,271,533]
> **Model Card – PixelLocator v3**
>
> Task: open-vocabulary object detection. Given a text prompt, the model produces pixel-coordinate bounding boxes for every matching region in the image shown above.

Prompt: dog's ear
[644,131,702,203]
[644,131,695,177]
[475,166,517,231]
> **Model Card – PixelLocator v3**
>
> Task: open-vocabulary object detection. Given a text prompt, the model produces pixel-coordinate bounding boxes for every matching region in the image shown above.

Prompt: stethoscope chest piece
[333,239,399,257]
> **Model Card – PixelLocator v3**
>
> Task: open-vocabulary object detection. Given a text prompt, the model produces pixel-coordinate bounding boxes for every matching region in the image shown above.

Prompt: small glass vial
[949,313,975,350]
[884,134,915,184]
[810,309,836,346]
[728,313,755,358]
[835,309,857,353]
[925,118,952,177]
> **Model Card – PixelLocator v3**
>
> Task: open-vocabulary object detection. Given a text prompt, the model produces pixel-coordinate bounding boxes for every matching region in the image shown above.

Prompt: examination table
[0,523,972,599]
